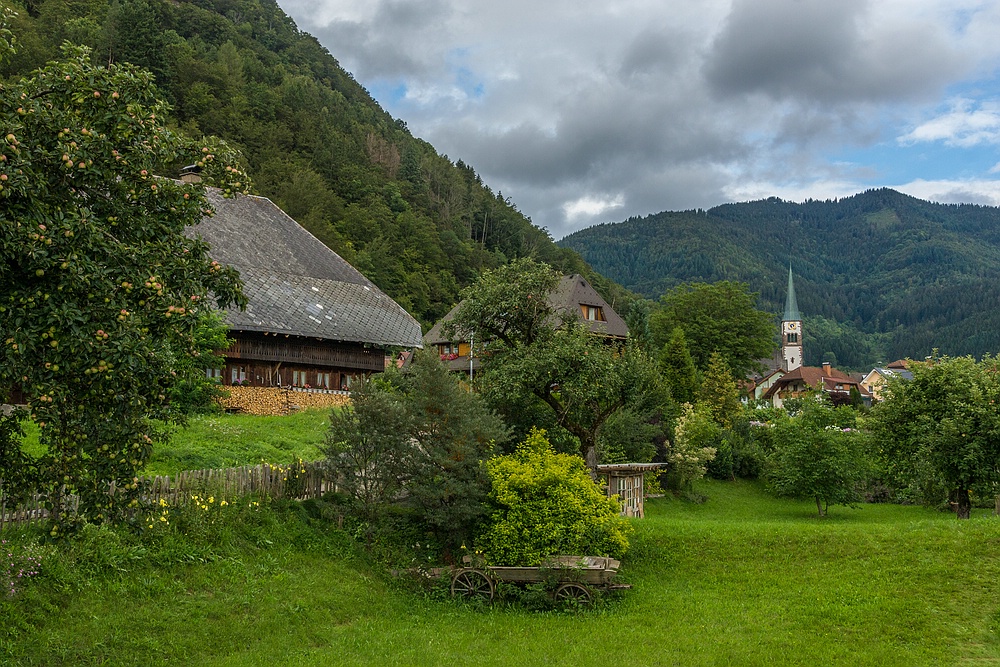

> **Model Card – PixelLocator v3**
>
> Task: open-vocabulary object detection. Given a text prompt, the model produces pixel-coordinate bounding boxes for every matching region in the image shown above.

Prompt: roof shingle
[188,192,423,349]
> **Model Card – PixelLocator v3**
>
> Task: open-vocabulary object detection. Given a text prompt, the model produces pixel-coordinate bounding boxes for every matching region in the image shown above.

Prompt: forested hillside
[560,189,1000,369]
[0,0,629,328]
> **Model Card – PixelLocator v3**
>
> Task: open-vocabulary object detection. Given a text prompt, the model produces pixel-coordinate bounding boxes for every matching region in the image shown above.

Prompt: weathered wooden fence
[0,461,334,530]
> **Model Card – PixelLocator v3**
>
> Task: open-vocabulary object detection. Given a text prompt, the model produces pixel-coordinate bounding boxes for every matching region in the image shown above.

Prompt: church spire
[781,265,803,372]
[783,265,801,322]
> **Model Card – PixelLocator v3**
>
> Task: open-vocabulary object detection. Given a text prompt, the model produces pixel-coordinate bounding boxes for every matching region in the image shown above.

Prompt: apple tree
[867,355,1000,518]
[450,258,669,470]
[0,40,248,535]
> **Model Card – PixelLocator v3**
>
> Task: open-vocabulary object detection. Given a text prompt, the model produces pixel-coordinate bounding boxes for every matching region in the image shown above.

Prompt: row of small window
[786,333,799,343]
[205,367,353,389]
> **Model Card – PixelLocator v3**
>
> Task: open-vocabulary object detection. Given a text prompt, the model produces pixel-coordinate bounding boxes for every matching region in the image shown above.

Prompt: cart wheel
[451,569,494,602]
[555,582,592,607]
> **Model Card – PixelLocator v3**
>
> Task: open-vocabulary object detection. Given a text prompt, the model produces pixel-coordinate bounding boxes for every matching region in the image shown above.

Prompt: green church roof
[784,266,801,322]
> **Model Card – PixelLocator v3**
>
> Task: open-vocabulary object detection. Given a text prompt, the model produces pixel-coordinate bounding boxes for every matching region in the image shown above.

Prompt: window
[786,333,798,343]
[292,370,308,387]
[317,372,331,389]
[230,366,246,384]
[581,305,605,322]
[205,368,222,381]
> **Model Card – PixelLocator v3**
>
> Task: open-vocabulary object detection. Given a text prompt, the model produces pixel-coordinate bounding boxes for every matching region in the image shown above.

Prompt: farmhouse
[423,274,629,373]
[189,190,423,391]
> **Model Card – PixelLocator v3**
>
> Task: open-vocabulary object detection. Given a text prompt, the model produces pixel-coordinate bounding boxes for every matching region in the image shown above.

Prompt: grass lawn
[18,409,331,476]
[145,409,331,476]
[3,480,999,666]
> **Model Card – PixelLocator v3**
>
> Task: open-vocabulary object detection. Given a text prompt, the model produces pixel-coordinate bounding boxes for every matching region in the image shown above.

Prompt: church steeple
[783,265,801,322]
[781,265,803,371]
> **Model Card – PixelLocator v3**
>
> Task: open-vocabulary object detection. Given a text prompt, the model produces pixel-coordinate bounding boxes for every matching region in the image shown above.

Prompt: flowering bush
[2,538,43,597]
[478,428,631,566]
[667,403,718,491]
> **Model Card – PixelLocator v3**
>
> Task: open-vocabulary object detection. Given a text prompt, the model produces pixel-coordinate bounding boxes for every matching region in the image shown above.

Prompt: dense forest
[0,0,632,328]
[560,189,1000,369]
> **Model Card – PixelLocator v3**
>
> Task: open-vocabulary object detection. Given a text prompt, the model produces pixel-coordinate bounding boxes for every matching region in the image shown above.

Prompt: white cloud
[895,178,1000,206]
[278,0,1000,237]
[900,98,1000,147]
[562,194,626,221]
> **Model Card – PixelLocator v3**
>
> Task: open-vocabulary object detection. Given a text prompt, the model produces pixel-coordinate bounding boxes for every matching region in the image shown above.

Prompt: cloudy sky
[278,0,1000,239]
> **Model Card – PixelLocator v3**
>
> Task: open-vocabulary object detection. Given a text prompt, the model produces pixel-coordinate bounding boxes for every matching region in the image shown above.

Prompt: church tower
[781,266,803,371]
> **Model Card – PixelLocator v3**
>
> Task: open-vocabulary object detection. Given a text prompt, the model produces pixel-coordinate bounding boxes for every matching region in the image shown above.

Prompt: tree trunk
[955,488,972,519]
[583,438,598,476]
[815,496,826,517]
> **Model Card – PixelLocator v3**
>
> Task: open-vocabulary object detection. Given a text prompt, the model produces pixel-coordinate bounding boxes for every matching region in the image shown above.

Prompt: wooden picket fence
[0,461,333,530]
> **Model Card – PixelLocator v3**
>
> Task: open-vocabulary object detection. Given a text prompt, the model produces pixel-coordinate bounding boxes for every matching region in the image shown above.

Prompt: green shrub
[477,428,632,566]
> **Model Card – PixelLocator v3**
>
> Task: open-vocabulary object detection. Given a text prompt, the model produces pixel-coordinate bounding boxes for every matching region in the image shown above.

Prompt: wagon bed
[450,555,630,605]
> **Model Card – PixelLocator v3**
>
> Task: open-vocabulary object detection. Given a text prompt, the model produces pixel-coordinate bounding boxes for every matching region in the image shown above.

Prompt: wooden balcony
[223,334,383,372]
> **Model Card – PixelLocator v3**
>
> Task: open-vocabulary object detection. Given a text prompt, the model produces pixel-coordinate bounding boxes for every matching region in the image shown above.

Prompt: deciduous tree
[867,355,1000,518]
[764,399,866,517]
[650,281,776,377]
[0,41,248,534]
[451,259,668,470]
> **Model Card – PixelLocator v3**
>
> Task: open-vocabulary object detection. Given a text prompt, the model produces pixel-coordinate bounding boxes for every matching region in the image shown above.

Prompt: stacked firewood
[217,386,351,416]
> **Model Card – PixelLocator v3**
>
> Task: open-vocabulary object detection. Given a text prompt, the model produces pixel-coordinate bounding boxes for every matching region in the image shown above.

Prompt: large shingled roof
[188,191,423,349]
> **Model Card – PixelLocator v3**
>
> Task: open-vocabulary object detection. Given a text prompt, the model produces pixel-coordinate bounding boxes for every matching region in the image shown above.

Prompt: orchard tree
[451,259,669,470]
[650,281,776,376]
[867,355,1000,518]
[764,398,866,517]
[0,41,249,534]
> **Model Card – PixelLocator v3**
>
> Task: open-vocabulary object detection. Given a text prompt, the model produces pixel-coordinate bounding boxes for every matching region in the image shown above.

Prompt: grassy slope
[18,410,330,476]
[3,481,999,666]
[146,410,330,476]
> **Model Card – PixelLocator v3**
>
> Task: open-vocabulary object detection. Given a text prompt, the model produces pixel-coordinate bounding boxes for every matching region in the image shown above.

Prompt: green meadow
[3,480,998,666]
[17,410,330,476]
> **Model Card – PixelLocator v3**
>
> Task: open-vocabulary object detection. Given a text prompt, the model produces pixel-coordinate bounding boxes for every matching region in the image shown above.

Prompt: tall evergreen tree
[697,353,743,429]
[658,326,698,405]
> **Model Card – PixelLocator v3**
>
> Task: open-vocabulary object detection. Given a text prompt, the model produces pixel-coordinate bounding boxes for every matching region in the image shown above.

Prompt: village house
[762,362,871,407]
[861,360,913,402]
[422,273,629,373]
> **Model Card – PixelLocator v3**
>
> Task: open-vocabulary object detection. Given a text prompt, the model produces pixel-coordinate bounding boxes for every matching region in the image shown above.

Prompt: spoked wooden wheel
[555,582,593,606]
[450,569,495,602]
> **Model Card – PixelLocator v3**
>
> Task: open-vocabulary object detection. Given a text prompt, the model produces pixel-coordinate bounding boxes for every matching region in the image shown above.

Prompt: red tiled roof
[762,365,870,399]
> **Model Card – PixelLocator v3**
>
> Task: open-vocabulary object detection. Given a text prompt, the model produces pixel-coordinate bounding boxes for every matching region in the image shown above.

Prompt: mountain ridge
[559,188,1000,368]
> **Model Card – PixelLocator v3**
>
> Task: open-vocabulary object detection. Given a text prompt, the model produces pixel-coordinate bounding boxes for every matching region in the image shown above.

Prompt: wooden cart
[450,555,630,605]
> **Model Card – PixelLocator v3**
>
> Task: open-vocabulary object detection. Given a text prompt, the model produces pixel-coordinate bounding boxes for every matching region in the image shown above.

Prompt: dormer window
[581,305,605,322]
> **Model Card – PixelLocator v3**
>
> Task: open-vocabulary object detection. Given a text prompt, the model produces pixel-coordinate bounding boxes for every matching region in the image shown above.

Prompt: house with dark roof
[861,364,914,402]
[423,274,628,373]
[189,191,423,390]
[762,362,871,408]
